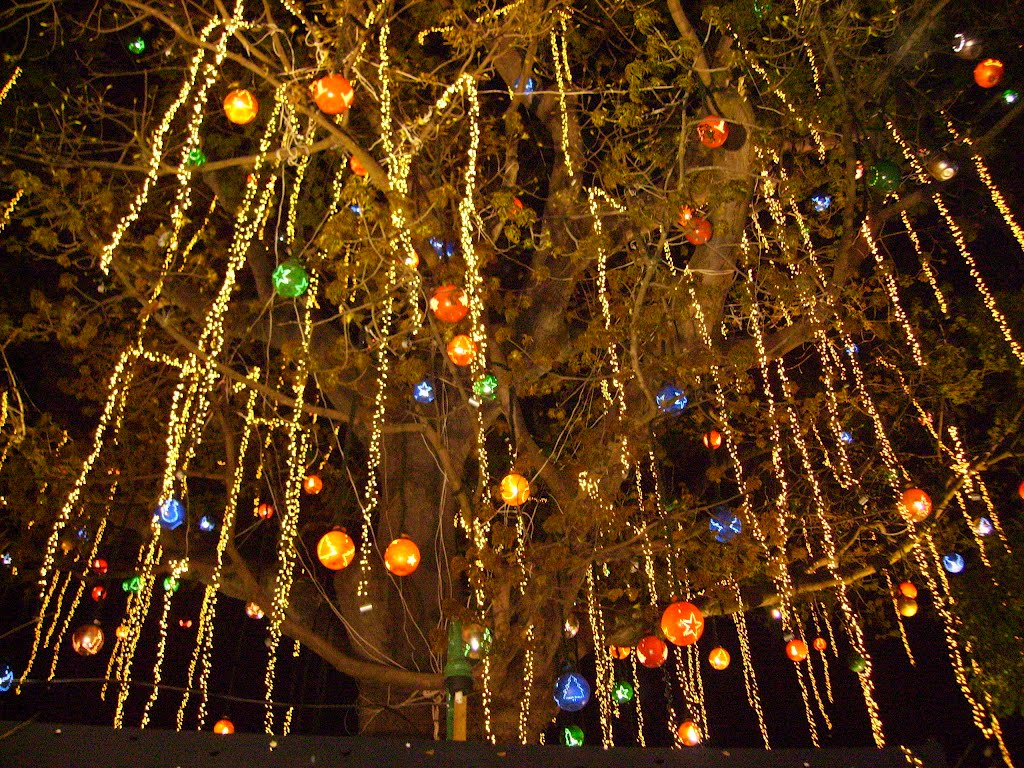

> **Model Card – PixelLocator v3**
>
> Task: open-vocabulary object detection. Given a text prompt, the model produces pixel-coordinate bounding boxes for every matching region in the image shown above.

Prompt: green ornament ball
[611,679,634,704]
[186,148,207,167]
[848,652,866,674]
[127,36,146,55]
[561,724,585,747]
[472,373,499,400]
[867,160,901,194]
[752,0,773,19]
[162,576,180,593]
[122,575,142,593]
[272,260,310,298]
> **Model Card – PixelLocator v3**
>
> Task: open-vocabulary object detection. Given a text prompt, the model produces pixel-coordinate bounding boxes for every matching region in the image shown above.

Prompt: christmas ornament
[848,653,866,673]
[612,679,635,704]
[708,646,731,670]
[678,206,714,245]
[462,624,492,659]
[499,473,530,506]
[430,285,470,323]
[514,76,537,95]
[661,601,705,646]
[447,335,477,366]
[813,637,827,652]
[897,596,918,617]
[697,116,729,148]
[942,553,965,574]
[562,725,585,747]
[656,384,687,413]
[126,36,146,55]
[703,430,722,449]
[1003,89,1020,105]
[609,645,631,660]
[71,623,104,656]
[303,475,323,495]
[245,602,264,619]
[162,576,180,593]
[974,58,1004,88]
[122,575,142,593]
[91,558,108,575]
[1019,480,1024,500]
[972,516,993,536]
[310,74,354,114]
[952,33,982,60]
[91,585,106,602]
[178,618,193,629]
[413,380,436,404]
[213,718,235,735]
[636,635,669,668]
[197,515,216,532]
[0,662,14,692]
[317,530,356,571]
[811,192,833,213]
[429,237,457,259]
[840,430,854,445]
[115,625,129,640]
[709,507,742,543]
[384,536,421,576]
[256,503,274,520]
[899,488,932,523]
[223,89,258,125]
[157,498,185,531]
[677,720,701,746]
[186,148,206,167]
[350,154,367,177]
[472,373,499,400]
[271,260,310,298]
[898,581,918,599]
[786,638,808,662]
[553,671,591,712]
[926,152,959,181]
[564,614,580,638]
[867,160,901,193]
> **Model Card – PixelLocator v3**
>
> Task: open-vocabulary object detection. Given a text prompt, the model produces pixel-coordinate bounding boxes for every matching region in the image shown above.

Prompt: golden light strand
[808,602,834,702]
[39,571,72,652]
[0,66,21,106]
[585,565,615,747]
[730,580,770,748]
[551,15,575,180]
[631,653,647,747]
[900,210,948,315]
[517,625,535,744]
[0,189,23,235]
[140,559,189,727]
[946,426,992,567]
[859,220,924,366]
[882,569,916,666]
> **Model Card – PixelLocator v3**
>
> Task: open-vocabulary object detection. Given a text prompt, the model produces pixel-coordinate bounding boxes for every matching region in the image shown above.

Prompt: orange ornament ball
[310,73,354,114]
[71,623,105,657]
[256,502,274,520]
[213,718,235,735]
[661,601,705,646]
[303,474,323,495]
[609,645,632,660]
[677,719,701,747]
[447,335,477,366]
[812,637,827,652]
[223,89,259,125]
[697,116,729,148]
[499,473,531,506]
[974,58,1005,88]
[786,638,808,662]
[897,596,918,617]
[317,530,356,571]
[899,488,932,523]
[685,217,713,245]
[703,430,722,450]
[245,602,265,620]
[708,646,731,670]
[384,536,421,576]
[350,154,368,177]
[636,635,669,668]
[898,581,918,599]
[430,285,470,323]
[1018,480,1024,500]
[91,585,107,602]
[91,557,108,575]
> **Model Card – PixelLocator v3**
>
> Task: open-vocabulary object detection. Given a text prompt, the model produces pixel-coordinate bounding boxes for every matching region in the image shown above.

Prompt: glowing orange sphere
[430,285,470,323]
[223,89,258,125]
[1018,480,1024,500]
[350,154,367,177]
[256,502,274,520]
[447,335,477,366]
[897,596,918,617]
[384,536,421,576]
[115,625,129,640]
[71,623,105,656]
[91,558,108,575]
[898,581,918,599]
[499,473,531,506]
[703,430,722,450]
[91,585,106,602]
[812,637,827,652]
[303,475,323,495]
[636,635,668,668]
[609,645,632,660]
[310,73,354,114]
[245,602,264,619]
[213,718,235,735]
[677,719,701,746]
[708,646,730,670]
[317,530,356,571]
[697,116,729,148]
[685,217,713,245]
[179,618,193,629]
[786,638,808,662]
[899,488,932,523]
[661,601,705,646]
[974,58,1005,88]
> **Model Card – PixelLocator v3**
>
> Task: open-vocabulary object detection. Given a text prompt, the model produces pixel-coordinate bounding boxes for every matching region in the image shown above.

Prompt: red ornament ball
[703,430,722,450]
[430,285,470,323]
[636,635,668,668]
[303,475,323,495]
[609,645,632,660]
[898,581,918,599]
[812,637,827,652]
[91,558,108,575]
[708,646,730,670]
[71,623,105,656]
[179,618,194,629]
[1018,480,1024,500]
[91,585,107,602]
[677,719,701,746]
[786,638,808,662]
[384,536,421,576]
[661,601,705,646]
[974,58,1005,88]
[310,74,354,114]
[447,335,477,366]
[213,718,235,735]
[697,116,729,148]
[899,488,932,523]
[350,154,368,177]
[256,502,274,520]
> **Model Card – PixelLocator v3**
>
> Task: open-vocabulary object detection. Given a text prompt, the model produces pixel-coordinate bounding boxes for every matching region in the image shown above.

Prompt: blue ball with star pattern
[709,506,742,543]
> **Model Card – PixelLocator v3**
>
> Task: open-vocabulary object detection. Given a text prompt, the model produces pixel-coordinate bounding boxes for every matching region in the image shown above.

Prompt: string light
[0,189,23,235]
[808,602,834,702]
[882,570,916,666]
[859,220,924,366]
[517,625,535,744]
[551,15,576,180]
[585,565,614,747]
[730,580,770,748]
[0,66,22,107]
[631,653,647,747]
[900,211,948,315]
[141,559,189,727]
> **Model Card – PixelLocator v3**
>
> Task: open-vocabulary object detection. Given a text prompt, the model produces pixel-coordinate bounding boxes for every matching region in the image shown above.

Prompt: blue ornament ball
[656,384,687,414]
[709,506,742,543]
[942,553,965,574]
[554,671,591,712]
[157,499,185,531]
[810,193,832,213]
[198,515,216,533]
[413,379,436,404]
[0,661,13,692]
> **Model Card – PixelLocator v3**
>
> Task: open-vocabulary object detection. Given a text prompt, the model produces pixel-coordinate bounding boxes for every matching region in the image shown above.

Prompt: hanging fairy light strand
[729,580,770,749]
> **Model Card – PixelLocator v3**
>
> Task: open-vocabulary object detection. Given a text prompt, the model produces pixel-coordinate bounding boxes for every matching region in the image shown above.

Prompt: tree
[0,0,1022,754]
